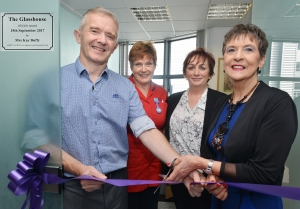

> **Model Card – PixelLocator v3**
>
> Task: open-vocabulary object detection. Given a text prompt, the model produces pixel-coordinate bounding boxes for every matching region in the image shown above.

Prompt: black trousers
[128,186,160,209]
[171,183,211,209]
[63,168,128,209]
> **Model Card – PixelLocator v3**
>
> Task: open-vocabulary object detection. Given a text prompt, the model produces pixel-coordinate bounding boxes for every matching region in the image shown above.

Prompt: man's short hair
[79,6,119,41]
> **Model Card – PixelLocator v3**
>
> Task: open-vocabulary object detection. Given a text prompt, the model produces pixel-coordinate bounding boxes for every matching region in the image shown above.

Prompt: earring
[223,70,225,73]
[257,68,261,74]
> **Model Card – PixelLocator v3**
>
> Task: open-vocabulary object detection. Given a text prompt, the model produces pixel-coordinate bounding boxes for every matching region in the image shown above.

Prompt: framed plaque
[1,13,53,51]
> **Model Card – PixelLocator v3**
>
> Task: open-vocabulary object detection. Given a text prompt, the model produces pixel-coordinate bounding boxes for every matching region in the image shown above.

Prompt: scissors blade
[153,158,177,194]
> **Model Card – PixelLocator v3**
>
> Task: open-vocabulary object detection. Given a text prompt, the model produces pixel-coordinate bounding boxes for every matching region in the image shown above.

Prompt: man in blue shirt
[60,6,203,209]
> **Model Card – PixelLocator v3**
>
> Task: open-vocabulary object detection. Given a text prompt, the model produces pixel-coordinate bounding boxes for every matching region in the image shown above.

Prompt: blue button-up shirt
[61,58,155,174]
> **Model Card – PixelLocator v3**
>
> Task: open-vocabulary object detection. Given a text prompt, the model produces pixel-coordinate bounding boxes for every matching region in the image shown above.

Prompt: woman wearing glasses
[165,47,225,209]
[127,41,168,209]
[167,24,298,209]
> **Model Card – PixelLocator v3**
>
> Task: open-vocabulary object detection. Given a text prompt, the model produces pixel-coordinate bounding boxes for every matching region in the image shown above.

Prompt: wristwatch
[203,159,214,175]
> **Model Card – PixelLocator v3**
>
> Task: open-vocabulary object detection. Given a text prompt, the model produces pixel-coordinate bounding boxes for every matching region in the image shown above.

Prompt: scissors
[153,158,177,194]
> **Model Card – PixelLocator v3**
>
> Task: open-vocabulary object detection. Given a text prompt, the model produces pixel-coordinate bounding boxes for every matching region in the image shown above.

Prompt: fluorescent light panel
[130,6,170,21]
[207,3,252,19]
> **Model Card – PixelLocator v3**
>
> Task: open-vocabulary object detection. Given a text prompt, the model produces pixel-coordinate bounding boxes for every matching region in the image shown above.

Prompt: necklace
[211,81,259,151]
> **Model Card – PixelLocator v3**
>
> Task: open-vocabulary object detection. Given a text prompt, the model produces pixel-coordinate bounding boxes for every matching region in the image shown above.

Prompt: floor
[158,201,176,209]
[158,190,176,209]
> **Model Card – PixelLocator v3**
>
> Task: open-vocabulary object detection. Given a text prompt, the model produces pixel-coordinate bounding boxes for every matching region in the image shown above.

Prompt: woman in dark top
[167,24,298,209]
[165,47,225,209]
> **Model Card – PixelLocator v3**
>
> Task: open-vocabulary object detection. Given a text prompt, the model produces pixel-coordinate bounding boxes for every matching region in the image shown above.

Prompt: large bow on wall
[7,150,51,209]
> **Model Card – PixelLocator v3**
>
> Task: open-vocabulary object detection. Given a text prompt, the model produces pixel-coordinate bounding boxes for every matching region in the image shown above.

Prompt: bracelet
[203,159,214,175]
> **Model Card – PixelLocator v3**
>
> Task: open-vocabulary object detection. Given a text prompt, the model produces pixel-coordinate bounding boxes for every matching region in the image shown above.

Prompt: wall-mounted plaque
[1,13,53,51]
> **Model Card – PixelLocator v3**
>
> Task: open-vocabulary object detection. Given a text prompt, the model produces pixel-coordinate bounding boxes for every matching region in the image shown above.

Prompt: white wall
[60,6,80,67]
[60,6,120,73]
[204,27,231,91]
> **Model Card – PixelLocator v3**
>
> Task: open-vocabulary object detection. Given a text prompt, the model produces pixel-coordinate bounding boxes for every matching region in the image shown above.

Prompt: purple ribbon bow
[7,150,50,209]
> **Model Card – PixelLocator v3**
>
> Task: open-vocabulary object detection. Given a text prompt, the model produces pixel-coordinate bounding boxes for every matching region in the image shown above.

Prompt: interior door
[0,0,62,208]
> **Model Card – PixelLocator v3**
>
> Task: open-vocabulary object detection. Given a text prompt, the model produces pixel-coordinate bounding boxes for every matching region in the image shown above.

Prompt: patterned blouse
[169,88,207,156]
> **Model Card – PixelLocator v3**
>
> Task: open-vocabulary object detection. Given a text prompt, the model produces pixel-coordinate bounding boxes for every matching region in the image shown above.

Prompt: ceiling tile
[168,6,208,20]
[167,0,210,6]
[118,32,150,41]
[210,0,253,3]
[238,17,252,25]
[176,31,197,36]
[242,7,252,19]
[236,7,252,25]
[83,0,126,9]
[147,31,176,40]
[109,8,137,22]
[119,22,145,33]
[140,21,173,32]
[172,20,205,31]
[205,19,242,28]
[124,0,167,8]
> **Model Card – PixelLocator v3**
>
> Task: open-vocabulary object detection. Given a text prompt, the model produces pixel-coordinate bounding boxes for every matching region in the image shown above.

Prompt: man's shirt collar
[75,58,109,80]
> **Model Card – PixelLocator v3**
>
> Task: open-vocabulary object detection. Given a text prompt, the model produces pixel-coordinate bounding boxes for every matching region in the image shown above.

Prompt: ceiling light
[130,6,171,21]
[283,4,300,17]
[207,3,252,19]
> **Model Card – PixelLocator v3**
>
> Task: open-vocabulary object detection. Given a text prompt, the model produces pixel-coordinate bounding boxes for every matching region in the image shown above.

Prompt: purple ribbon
[7,150,50,209]
[72,176,300,200]
[226,182,300,201]
[8,150,300,209]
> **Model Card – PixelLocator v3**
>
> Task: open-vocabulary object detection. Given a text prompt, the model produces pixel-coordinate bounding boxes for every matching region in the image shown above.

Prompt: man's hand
[62,150,107,192]
[205,175,228,201]
[79,165,107,192]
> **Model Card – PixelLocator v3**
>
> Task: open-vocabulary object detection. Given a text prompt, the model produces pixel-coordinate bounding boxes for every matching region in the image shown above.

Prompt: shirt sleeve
[127,84,156,138]
[130,115,156,138]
